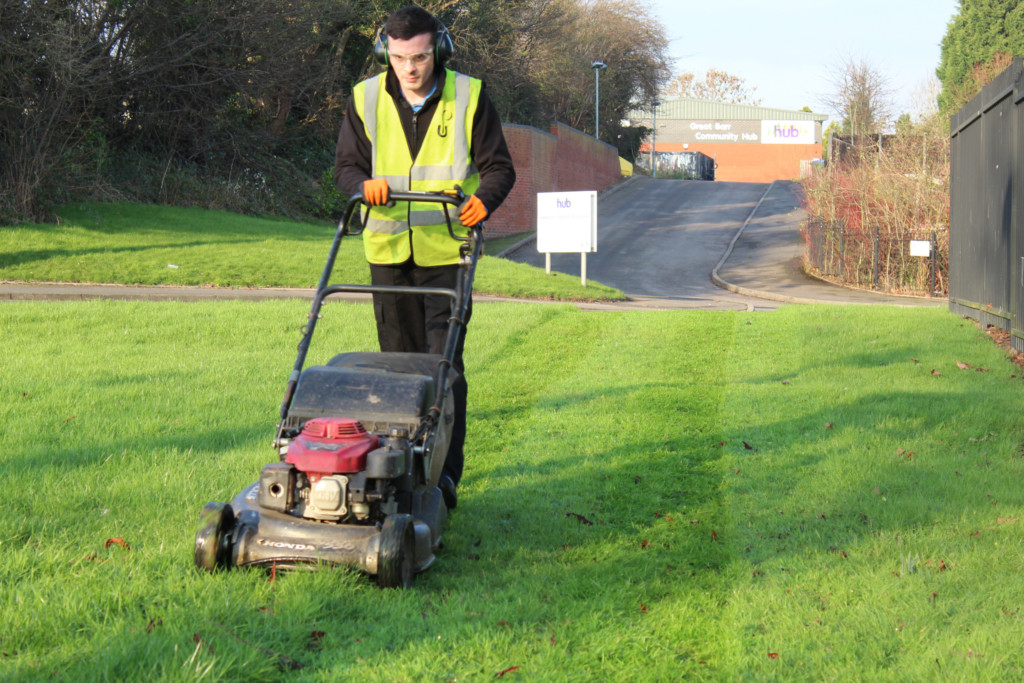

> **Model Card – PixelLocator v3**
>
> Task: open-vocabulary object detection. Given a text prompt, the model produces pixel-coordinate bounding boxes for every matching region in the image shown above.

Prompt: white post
[581,253,587,287]
[545,252,551,275]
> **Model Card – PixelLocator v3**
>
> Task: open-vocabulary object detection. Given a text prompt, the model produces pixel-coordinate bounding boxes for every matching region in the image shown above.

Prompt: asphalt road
[505,178,782,310]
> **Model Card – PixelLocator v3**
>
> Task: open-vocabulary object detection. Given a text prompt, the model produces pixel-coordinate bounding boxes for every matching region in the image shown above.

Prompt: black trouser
[369,261,470,486]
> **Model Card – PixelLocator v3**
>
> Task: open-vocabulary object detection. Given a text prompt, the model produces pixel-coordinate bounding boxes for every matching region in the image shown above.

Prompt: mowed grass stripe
[429,309,739,677]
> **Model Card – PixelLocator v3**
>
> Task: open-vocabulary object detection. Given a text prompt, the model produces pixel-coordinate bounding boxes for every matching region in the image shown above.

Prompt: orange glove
[362,178,390,206]
[458,194,487,227]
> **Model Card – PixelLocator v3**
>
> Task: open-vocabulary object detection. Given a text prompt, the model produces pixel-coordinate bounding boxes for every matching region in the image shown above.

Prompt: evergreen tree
[937,0,1024,111]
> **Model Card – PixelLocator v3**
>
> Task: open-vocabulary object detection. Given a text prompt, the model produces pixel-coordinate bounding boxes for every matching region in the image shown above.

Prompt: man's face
[388,31,435,101]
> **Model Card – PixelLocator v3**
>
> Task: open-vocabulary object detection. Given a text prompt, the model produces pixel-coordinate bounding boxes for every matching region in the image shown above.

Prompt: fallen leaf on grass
[496,665,520,677]
[192,633,214,654]
[104,537,130,550]
[910,357,920,363]
[307,631,326,651]
[931,369,942,376]
[497,621,509,627]
[956,360,971,369]
[825,421,834,430]
[640,603,648,613]
[146,618,162,633]
[566,512,593,526]
[640,540,650,550]
[743,441,755,450]
[768,652,780,660]
[711,530,719,542]
[997,517,1019,524]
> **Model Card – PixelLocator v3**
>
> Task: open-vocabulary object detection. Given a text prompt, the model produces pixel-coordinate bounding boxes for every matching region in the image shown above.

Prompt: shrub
[800,116,950,295]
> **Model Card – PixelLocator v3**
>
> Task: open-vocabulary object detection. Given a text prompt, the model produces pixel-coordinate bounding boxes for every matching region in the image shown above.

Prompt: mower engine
[257,417,410,523]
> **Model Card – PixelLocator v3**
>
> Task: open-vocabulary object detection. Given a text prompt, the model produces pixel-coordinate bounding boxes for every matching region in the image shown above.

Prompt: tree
[1,0,670,223]
[662,68,762,105]
[0,0,121,221]
[937,0,1024,111]
[823,57,894,138]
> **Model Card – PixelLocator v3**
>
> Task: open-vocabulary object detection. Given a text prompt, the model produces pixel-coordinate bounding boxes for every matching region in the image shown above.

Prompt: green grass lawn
[0,202,624,302]
[1,300,1023,680]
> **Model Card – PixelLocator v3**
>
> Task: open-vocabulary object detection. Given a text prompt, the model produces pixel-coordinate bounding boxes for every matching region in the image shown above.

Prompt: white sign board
[536,191,597,253]
[910,240,932,257]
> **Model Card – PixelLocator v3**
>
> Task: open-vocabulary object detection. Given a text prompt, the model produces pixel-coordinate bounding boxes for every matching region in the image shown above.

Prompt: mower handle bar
[343,188,475,241]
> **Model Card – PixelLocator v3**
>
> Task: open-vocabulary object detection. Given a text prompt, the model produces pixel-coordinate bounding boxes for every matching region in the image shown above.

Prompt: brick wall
[486,122,621,237]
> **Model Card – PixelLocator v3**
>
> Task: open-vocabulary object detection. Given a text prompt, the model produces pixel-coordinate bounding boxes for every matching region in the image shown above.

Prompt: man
[334,5,515,510]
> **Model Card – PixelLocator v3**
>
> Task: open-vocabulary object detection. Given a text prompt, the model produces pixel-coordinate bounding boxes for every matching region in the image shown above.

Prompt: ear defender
[373,21,454,68]
[433,23,453,66]
[373,29,389,66]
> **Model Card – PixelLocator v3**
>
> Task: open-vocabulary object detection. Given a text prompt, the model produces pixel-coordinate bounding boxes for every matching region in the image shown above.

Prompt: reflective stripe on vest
[354,70,481,266]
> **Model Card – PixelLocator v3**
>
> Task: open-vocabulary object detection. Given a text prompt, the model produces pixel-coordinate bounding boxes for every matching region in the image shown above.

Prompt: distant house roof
[628,97,829,122]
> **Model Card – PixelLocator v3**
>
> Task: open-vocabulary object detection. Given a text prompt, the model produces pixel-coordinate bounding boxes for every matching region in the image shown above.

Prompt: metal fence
[949,57,1024,351]
[804,219,947,295]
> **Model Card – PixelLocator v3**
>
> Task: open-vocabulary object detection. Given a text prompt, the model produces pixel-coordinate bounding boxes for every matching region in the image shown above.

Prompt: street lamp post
[592,61,606,140]
[650,99,659,178]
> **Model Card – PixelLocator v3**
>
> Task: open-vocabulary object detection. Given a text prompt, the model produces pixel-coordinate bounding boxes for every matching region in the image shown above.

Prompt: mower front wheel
[377,514,415,589]
[194,502,236,572]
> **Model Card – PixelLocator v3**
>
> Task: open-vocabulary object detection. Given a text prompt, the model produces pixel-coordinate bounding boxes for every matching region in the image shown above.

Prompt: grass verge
[1,302,1022,679]
[0,202,623,302]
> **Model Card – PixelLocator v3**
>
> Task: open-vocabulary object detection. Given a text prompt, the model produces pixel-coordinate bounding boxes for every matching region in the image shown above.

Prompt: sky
[646,0,961,121]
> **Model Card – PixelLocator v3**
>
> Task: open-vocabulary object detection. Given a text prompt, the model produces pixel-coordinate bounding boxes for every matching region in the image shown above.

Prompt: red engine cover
[285,418,379,475]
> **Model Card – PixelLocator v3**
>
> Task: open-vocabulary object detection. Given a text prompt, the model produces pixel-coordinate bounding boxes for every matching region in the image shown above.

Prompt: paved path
[0,178,946,310]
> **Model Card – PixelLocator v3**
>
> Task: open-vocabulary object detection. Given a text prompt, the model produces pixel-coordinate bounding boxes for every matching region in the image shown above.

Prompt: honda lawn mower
[194,188,481,588]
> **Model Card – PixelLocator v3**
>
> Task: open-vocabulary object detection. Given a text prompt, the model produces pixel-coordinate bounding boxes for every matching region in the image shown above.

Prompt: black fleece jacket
[334,67,516,216]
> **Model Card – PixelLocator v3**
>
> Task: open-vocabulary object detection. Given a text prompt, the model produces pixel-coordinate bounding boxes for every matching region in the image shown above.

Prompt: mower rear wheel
[194,502,236,572]
[377,514,415,589]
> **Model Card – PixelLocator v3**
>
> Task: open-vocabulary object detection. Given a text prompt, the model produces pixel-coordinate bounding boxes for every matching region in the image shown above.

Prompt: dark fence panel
[949,58,1024,350]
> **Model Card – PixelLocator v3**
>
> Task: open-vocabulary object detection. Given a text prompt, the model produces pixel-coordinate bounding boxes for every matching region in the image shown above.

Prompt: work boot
[439,474,457,510]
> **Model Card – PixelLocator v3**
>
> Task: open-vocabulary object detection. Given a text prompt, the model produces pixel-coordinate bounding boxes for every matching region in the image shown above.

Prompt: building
[629,99,828,183]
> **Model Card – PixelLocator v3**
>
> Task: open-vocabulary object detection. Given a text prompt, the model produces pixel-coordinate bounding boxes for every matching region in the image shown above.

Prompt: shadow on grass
[0,239,272,270]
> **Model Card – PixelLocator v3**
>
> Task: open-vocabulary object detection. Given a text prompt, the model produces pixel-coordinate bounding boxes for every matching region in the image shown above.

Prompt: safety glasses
[389,51,432,67]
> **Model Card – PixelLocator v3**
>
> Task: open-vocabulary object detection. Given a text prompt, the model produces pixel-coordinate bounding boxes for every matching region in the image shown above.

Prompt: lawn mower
[194,188,481,588]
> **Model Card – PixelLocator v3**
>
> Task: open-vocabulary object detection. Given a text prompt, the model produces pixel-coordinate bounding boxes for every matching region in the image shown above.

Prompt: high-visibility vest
[353,69,482,266]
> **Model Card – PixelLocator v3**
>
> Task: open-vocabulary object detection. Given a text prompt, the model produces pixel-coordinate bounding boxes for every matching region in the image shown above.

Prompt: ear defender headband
[373,20,454,68]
